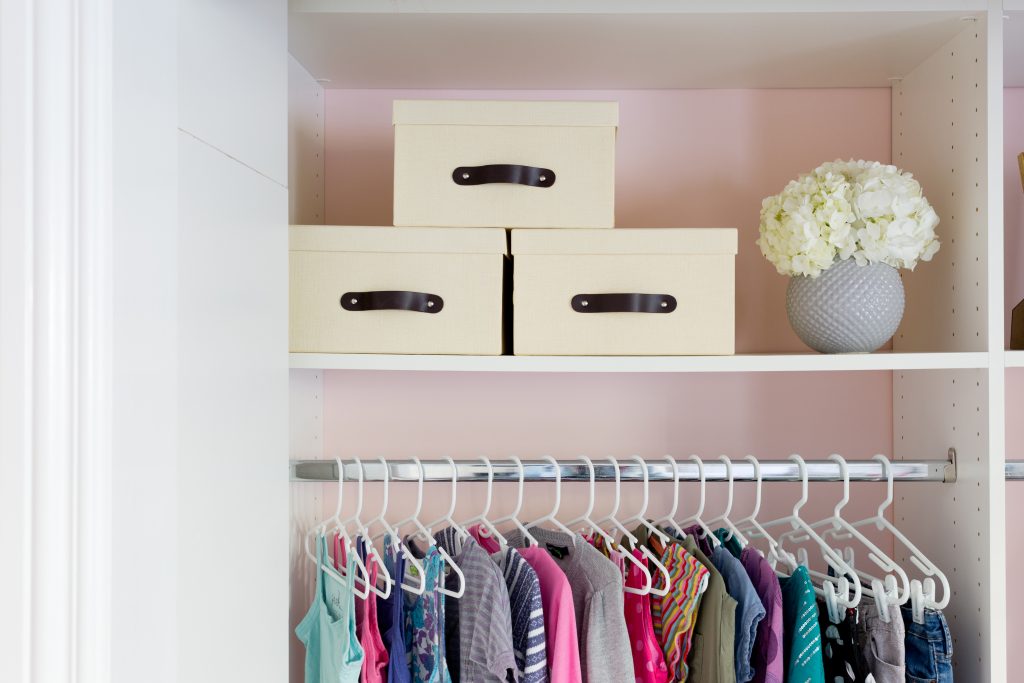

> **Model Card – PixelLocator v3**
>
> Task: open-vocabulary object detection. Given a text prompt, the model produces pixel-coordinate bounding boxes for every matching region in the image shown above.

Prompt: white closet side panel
[179,0,288,186]
[893,23,987,353]
[289,370,324,683]
[893,369,990,681]
[178,132,288,683]
[289,56,326,225]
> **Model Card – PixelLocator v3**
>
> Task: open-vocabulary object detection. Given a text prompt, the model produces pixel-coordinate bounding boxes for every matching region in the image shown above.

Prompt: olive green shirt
[682,536,738,683]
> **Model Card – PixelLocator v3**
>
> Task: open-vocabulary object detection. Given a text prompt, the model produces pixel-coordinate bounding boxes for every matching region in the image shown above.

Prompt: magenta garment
[739,547,784,683]
[468,524,502,554]
[623,549,669,683]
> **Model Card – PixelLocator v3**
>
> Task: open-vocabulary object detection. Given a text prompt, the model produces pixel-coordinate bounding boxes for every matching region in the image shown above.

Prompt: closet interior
[285,3,1015,682]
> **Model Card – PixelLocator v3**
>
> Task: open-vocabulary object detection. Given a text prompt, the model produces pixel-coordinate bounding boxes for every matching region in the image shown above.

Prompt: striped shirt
[628,528,709,683]
[434,527,518,683]
[778,566,825,683]
[493,547,548,683]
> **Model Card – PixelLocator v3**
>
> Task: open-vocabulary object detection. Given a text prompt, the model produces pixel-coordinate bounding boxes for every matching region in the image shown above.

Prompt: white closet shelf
[288,4,983,89]
[1006,351,1024,368]
[289,351,989,373]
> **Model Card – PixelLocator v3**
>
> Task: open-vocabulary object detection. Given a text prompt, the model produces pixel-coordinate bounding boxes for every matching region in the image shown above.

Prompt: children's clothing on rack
[298,520,954,683]
[711,544,765,683]
[510,545,583,683]
[296,534,365,683]
[778,566,825,683]
[379,539,413,683]
[467,525,548,683]
[622,548,670,683]
[507,527,634,683]
[902,606,954,683]
[403,538,453,683]
[435,527,518,683]
[681,534,738,683]
[738,548,783,683]
[817,603,871,683]
[858,602,904,683]
[356,539,390,683]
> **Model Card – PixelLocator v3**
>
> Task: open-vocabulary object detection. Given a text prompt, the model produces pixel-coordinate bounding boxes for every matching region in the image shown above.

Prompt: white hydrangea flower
[757,159,941,277]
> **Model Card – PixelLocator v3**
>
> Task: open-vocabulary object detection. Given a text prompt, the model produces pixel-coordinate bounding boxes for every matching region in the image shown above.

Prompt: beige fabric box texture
[290,226,508,355]
[512,229,738,356]
[393,100,617,229]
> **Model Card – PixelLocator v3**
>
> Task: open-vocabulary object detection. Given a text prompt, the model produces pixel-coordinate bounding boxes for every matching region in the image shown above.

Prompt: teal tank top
[296,533,365,683]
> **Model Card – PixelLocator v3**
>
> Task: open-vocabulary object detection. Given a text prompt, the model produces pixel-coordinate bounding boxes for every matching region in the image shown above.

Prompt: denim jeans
[901,606,954,683]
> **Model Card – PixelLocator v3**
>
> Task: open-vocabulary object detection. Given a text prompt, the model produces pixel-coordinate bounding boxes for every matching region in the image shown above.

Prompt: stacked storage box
[289,100,737,356]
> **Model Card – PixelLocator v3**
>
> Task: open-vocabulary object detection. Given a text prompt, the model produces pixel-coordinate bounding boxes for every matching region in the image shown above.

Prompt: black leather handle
[571,293,677,314]
[452,164,555,188]
[341,291,443,314]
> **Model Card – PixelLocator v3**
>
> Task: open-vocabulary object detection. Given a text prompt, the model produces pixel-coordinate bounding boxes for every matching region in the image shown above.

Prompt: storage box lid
[393,100,619,128]
[290,225,508,255]
[512,228,738,255]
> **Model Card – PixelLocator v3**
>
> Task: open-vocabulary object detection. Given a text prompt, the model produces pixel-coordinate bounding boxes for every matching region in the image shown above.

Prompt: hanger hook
[873,454,894,517]
[542,455,562,518]
[580,456,596,522]
[607,457,622,518]
[664,455,680,519]
[629,456,650,518]
[510,456,525,519]
[443,455,458,520]
[376,457,390,519]
[352,456,365,521]
[744,455,762,520]
[828,453,850,517]
[480,456,494,519]
[689,455,706,519]
[789,454,809,517]
[718,455,734,520]
[333,457,345,521]
[410,455,425,521]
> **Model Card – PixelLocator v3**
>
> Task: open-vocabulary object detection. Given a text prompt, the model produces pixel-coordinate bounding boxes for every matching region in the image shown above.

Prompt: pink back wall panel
[1008,370,1024,651]
[324,88,892,354]
[320,369,895,558]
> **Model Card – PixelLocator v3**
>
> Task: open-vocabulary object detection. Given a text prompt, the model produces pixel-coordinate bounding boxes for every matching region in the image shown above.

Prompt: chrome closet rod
[290,456,957,484]
[1005,461,1024,480]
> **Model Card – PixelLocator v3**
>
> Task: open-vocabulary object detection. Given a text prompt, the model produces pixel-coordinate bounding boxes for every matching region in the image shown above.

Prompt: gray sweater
[508,527,633,683]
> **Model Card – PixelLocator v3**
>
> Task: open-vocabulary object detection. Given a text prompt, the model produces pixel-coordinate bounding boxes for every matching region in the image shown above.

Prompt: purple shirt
[740,548,784,683]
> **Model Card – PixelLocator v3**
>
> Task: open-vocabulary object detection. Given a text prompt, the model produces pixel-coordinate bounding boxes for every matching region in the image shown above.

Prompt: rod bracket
[941,447,958,483]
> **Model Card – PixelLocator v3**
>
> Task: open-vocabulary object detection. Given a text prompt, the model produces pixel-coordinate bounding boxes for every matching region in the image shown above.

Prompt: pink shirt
[468,526,583,683]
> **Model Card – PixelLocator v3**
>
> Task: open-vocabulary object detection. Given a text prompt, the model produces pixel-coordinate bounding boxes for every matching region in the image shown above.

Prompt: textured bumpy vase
[786,258,905,354]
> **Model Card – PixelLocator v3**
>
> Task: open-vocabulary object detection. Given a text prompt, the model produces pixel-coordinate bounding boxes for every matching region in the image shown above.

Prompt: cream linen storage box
[290,226,508,355]
[512,229,738,356]
[393,100,617,229]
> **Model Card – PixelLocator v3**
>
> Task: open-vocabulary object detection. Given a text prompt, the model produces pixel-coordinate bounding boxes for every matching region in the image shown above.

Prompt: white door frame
[0,0,113,681]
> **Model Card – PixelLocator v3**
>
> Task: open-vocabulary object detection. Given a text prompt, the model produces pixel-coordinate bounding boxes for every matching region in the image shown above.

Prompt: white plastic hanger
[676,455,720,546]
[705,455,751,547]
[756,455,862,608]
[304,457,370,599]
[461,456,504,543]
[834,454,951,620]
[655,455,687,539]
[357,457,404,598]
[591,458,655,596]
[338,457,392,599]
[397,456,466,598]
[346,458,389,598]
[488,456,534,547]
[733,455,790,570]
[778,454,908,620]
[378,456,428,596]
[618,456,675,597]
[423,456,471,542]
[529,455,579,542]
